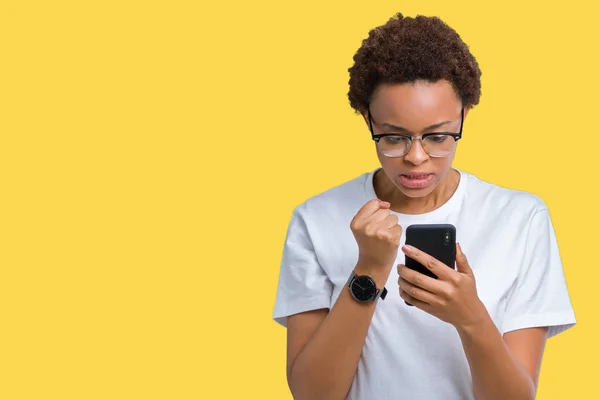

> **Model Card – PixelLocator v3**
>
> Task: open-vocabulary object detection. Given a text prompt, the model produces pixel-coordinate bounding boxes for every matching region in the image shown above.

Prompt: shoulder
[462,170,545,207]
[291,171,372,225]
[461,170,548,218]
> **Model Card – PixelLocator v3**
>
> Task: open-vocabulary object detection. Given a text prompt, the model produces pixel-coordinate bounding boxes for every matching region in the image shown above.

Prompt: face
[365,80,468,198]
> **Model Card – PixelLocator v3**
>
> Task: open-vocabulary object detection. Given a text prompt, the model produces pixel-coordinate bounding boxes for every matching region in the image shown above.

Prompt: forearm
[289,264,389,400]
[457,311,535,400]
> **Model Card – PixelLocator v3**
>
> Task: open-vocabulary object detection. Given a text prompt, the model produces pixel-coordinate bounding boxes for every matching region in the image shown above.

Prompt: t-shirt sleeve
[502,207,576,338]
[272,205,333,328]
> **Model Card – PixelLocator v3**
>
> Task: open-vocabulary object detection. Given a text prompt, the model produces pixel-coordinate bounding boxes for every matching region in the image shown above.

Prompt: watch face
[351,276,377,302]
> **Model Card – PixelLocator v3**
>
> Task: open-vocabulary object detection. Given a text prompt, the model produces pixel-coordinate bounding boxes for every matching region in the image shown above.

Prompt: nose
[403,138,429,165]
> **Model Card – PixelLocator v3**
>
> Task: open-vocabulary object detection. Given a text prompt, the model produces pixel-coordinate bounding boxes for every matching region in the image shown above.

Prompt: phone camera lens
[443,231,451,245]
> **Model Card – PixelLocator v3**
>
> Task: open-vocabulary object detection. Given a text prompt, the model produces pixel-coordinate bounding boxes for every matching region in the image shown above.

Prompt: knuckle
[427,259,437,270]
[450,275,461,286]
[363,200,377,211]
[443,287,455,299]
[379,230,393,241]
[413,273,424,286]
[365,225,377,236]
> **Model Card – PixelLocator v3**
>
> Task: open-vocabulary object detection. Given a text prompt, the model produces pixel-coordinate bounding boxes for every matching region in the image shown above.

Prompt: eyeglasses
[367,107,464,158]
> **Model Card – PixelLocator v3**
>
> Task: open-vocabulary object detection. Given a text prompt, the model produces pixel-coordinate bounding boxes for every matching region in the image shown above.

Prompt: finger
[456,243,474,277]
[398,278,436,304]
[399,289,430,311]
[379,214,399,230]
[401,244,453,280]
[367,208,392,224]
[354,199,390,220]
[397,264,440,292]
[390,224,402,241]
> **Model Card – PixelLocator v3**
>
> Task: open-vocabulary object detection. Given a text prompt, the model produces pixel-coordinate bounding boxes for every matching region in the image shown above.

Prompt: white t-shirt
[272,168,576,400]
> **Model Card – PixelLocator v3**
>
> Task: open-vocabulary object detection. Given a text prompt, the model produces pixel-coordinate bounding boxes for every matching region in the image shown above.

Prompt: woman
[272,12,576,400]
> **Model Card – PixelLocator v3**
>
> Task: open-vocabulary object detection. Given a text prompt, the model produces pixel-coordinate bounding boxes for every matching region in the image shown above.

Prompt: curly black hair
[348,13,482,115]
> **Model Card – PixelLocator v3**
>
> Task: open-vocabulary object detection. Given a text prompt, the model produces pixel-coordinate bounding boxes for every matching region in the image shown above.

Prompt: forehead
[370,80,461,124]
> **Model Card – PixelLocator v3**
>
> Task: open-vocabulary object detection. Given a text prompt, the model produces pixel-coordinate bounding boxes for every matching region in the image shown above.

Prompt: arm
[287,265,389,400]
[286,199,401,400]
[457,312,547,400]
[397,244,547,400]
[458,207,571,399]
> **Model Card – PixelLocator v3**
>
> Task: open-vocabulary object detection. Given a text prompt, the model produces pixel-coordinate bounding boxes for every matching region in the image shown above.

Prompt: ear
[463,106,472,119]
[361,111,370,127]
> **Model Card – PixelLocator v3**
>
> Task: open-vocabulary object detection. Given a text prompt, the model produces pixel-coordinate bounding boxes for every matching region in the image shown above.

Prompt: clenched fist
[350,199,402,272]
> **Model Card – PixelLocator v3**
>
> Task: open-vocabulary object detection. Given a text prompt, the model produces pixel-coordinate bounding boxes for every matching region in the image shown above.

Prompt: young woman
[272,12,576,400]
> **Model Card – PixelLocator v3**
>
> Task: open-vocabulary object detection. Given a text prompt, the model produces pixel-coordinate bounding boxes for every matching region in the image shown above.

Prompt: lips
[399,173,434,189]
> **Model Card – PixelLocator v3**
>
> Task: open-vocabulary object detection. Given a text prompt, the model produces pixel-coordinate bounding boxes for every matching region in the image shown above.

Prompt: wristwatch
[346,271,388,303]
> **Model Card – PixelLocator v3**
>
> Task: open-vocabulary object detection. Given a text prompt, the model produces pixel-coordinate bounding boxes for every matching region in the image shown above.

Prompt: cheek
[375,147,385,163]
[435,152,456,174]
[421,147,455,173]
[434,157,453,173]
[376,149,402,170]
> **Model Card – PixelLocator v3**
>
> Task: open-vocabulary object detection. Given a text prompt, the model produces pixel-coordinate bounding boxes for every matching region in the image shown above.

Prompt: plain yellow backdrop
[0,0,597,399]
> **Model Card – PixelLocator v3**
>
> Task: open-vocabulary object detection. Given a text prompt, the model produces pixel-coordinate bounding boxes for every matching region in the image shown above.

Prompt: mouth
[399,173,434,189]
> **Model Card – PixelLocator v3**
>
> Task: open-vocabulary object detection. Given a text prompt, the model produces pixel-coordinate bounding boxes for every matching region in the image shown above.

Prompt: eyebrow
[381,120,454,132]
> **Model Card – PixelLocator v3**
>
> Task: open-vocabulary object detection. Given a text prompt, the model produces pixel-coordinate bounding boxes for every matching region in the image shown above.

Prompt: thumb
[456,243,473,277]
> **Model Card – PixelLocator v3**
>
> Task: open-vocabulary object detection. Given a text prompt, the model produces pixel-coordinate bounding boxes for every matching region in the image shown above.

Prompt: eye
[384,136,408,145]
[427,134,450,143]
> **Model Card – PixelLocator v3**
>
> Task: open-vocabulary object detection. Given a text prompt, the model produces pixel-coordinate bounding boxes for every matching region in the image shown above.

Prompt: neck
[374,169,460,215]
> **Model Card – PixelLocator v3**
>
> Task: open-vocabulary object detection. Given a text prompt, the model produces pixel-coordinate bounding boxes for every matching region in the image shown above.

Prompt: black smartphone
[403,224,457,306]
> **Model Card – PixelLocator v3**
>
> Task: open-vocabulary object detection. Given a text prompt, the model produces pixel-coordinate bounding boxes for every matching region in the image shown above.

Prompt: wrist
[455,301,492,337]
[354,262,391,288]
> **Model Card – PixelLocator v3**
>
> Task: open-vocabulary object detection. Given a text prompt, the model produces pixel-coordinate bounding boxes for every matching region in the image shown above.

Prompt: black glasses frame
[367,107,465,145]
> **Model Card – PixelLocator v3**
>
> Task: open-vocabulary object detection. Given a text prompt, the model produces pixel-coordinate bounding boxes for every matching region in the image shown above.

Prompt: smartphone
[403,224,457,305]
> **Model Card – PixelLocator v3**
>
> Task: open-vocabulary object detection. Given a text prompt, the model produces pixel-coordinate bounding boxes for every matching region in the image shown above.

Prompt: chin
[397,186,436,198]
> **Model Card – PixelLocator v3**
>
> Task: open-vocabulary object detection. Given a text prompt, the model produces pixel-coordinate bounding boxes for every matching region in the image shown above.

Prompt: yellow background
[0,1,596,399]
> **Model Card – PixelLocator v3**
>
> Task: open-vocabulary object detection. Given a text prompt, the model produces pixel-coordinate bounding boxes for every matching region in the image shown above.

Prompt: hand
[350,199,402,272]
[397,243,487,330]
